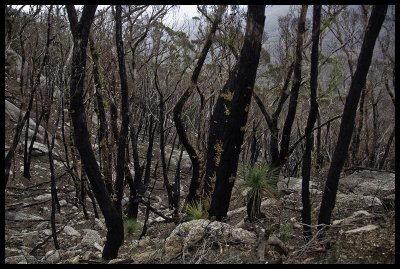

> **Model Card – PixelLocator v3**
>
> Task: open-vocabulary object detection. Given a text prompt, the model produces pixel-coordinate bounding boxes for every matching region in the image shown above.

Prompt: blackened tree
[301,5,321,241]
[114,5,130,213]
[202,5,266,221]
[173,5,227,207]
[318,5,387,228]
[66,5,124,260]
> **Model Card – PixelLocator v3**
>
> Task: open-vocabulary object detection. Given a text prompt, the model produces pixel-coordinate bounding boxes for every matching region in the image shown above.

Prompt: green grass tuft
[123,216,140,237]
[242,162,279,199]
[184,202,204,221]
[277,222,293,243]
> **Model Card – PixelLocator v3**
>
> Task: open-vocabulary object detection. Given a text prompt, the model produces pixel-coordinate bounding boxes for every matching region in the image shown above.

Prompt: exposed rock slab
[338,170,395,198]
[335,193,383,212]
[164,219,256,261]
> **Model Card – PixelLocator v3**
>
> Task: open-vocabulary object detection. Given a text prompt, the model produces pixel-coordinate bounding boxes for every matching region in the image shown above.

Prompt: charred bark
[301,5,321,241]
[144,116,157,186]
[278,5,308,167]
[202,5,266,220]
[66,5,123,260]
[89,36,113,196]
[250,121,261,166]
[173,5,227,206]
[126,119,145,219]
[318,5,387,228]
[114,5,130,214]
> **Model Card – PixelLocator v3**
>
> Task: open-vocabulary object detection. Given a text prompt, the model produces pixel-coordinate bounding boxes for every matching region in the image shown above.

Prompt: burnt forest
[4,5,395,264]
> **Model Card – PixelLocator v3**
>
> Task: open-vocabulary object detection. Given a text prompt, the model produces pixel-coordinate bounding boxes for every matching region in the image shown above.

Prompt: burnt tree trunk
[125,162,139,219]
[252,63,294,169]
[250,121,261,166]
[126,119,145,219]
[202,5,266,221]
[66,5,123,260]
[47,127,60,250]
[44,78,61,249]
[114,5,130,213]
[269,64,294,168]
[173,5,227,207]
[89,36,113,196]
[144,116,157,186]
[278,5,308,167]
[318,5,387,228]
[60,31,74,177]
[301,5,321,241]
[125,112,145,219]
[368,99,379,167]
[252,6,307,177]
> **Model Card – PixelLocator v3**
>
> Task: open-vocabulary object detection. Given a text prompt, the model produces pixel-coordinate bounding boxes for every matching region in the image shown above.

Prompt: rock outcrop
[338,170,395,198]
[164,219,257,261]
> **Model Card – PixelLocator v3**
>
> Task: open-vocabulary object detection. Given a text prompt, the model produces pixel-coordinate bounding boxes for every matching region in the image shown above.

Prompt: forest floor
[4,129,395,264]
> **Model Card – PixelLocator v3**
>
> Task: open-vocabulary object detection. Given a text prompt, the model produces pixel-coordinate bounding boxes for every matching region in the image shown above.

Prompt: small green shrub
[184,202,204,221]
[277,222,293,243]
[123,216,140,237]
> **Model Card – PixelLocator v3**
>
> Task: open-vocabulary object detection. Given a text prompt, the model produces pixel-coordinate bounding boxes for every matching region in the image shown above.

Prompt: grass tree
[243,163,279,222]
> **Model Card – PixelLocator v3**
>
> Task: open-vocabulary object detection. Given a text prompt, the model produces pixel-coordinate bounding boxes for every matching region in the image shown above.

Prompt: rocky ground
[4,146,395,264]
